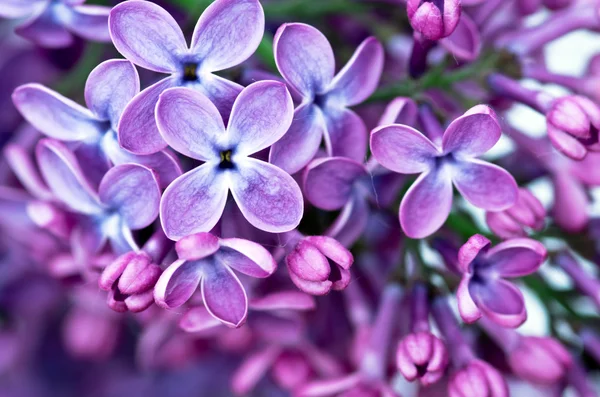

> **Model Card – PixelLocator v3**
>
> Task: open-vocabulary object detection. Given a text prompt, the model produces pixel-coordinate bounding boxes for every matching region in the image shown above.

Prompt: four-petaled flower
[269,23,384,174]
[36,139,161,257]
[108,0,264,154]
[1,0,111,48]
[156,81,303,240]
[456,234,546,328]
[13,59,181,188]
[154,232,277,327]
[371,105,518,238]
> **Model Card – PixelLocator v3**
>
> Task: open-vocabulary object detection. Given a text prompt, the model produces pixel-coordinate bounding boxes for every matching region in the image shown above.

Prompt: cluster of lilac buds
[2,0,600,395]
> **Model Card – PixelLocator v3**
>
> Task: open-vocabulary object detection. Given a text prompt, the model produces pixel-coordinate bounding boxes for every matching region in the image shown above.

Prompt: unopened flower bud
[486,188,545,239]
[448,359,509,397]
[286,236,353,295]
[397,331,448,385]
[407,0,461,41]
[508,336,571,384]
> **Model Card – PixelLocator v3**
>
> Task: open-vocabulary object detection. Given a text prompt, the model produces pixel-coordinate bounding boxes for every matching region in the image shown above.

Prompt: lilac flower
[0,0,110,48]
[555,250,600,310]
[269,23,384,174]
[485,188,545,239]
[156,81,303,239]
[448,359,508,397]
[508,336,572,384]
[285,236,354,295]
[108,0,264,154]
[36,139,161,257]
[154,232,277,327]
[455,234,546,327]
[12,59,181,188]
[371,105,518,238]
[407,0,461,41]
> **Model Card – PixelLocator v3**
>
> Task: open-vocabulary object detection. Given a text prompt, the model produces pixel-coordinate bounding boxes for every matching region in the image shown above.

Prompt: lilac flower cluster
[2,0,600,395]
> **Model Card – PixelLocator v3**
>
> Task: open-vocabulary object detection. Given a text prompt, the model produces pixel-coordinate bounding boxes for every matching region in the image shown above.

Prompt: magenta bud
[286,236,353,295]
[546,95,600,160]
[407,0,461,41]
[448,359,509,397]
[175,232,220,261]
[486,188,545,239]
[507,336,572,384]
[118,253,161,295]
[124,289,156,313]
[271,351,312,391]
[396,331,448,385]
[99,253,130,291]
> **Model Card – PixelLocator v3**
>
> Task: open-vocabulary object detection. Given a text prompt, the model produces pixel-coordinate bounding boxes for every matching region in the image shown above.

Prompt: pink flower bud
[407,0,461,41]
[286,236,353,295]
[397,331,448,385]
[485,188,545,239]
[448,359,509,397]
[507,337,572,384]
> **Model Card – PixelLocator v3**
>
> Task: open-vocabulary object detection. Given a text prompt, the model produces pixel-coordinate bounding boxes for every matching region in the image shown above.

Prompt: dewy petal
[400,167,453,239]
[118,76,177,155]
[303,157,367,211]
[36,139,103,215]
[442,105,501,158]
[85,59,140,127]
[323,107,367,162]
[63,4,111,42]
[201,263,248,327]
[470,279,527,328]
[484,238,546,278]
[457,276,482,323]
[102,130,182,189]
[230,158,303,233]
[190,0,264,72]
[327,37,384,107]
[269,103,326,175]
[98,164,160,230]
[227,81,294,156]
[154,259,202,309]
[451,159,518,211]
[108,0,185,73]
[370,124,438,174]
[13,83,102,141]
[218,238,277,278]
[156,87,224,161]
[160,164,229,241]
[16,7,73,48]
[274,23,335,98]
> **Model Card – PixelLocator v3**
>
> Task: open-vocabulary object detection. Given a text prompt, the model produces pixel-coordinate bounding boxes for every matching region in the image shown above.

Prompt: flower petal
[217,238,277,278]
[232,346,281,395]
[303,157,367,210]
[178,306,223,333]
[458,234,491,273]
[269,103,326,175]
[547,123,587,160]
[400,167,453,239]
[102,130,182,189]
[377,97,418,126]
[227,81,294,156]
[36,139,102,214]
[63,4,111,42]
[323,107,367,162]
[0,0,39,18]
[325,195,369,247]
[118,76,177,154]
[13,83,102,141]
[156,87,224,161]
[451,159,518,211]
[442,105,501,158]
[327,37,384,107]
[201,263,248,327]
[485,238,546,278]
[230,158,303,233]
[176,233,220,261]
[457,276,482,323]
[190,0,264,72]
[470,279,527,328]
[85,59,139,127]
[274,23,335,97]
[108,0,185,73]
[439,14,481,62]
[250,291,315,311]
[160,164,229,241]
[370,124,438,174]
[15,8,73,48]
[190,74,243,120]
[98,164,160,230]
[154,259,202,309]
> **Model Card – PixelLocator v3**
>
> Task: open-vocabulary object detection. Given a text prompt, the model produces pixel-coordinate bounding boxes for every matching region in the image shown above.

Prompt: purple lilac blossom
[108,0,265,154]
